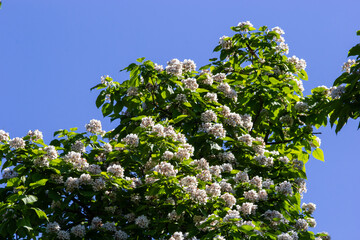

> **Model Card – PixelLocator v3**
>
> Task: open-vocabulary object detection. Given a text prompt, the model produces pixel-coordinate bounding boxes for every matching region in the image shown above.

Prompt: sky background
[1,1,359,238]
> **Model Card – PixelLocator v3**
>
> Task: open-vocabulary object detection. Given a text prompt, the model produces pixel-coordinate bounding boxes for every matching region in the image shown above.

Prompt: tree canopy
[1,21,359,240]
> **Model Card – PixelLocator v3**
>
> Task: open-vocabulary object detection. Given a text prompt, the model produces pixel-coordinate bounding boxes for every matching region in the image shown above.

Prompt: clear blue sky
[1,1,359,238]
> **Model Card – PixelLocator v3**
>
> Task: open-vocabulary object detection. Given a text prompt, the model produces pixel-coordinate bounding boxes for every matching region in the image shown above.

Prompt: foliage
[0,23,333,240]
[326,30,360,133]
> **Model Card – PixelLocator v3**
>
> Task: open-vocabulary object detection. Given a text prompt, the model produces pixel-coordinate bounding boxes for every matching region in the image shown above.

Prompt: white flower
[175,93,187,103]
[46,222,61,233]
[170,231,184,240]
[65,177,79,192]
[0,130,9,141]
[295,218,308,231]
[342,59,356,73]
[294,101,308,112]
[91,217,103,229]
[57,230,70,240]
[127,87,138,96]
[166,59,183,77]
[182,59,196,72]
[71,225,86,238]
[201,110,217,123]
[163,151,174,160]
[234,171,249,183]
[213,73,226,82]
[154,63,164,72]
[107,164,124,178]
[240,202,257,215]
[272,26,285,35]
[238,21,253,31]
[244,190,259,202]
[71,140,85,153]
[221,193,237,208]
[204,92,218,102]
[79,173,93,185]
[276,181,293,195]
[206,183,221,197]
[103,222,117,232]
[140,117,154,128]
[302,202,316,214]
[115,230,128,239]
[2,168,18,179]
[153,162,178,177]
[219,35,232,49]
[288,55,306,70]
[92,178,106,191]
[330,85,345,99]
[307,218,317,228]
[135,215,150,228]
[85,119,102,134]
[122,134,139,147]
[45,145,58,159]
[250,176,262,189]
[180,176,198,187]
[181,78,198,91]
[27,129,43,141]
[9,137,25,149]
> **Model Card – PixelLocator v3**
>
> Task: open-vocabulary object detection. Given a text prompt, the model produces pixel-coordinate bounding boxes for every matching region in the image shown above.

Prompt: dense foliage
[1,22,350,240]
[325,30,360,133]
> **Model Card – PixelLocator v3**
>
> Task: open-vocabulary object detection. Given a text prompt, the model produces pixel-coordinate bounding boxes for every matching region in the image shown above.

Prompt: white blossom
[240,202,257,215]
[122,134,139,147]
[135,215,150,228]
[0,130,9,141]
[9,137,25,149]
[276,181,293,195]
[302,202,316,214]
[140,117,154,128]
[27,129,43,141]
[182,59,196,72]
[71,140,85,153]
[85,119,102,134]
[238,21,253,31]
[219,35,232,49]
[181,78,198,91]
[91,217,103,229]
[127,87,138,96]
[342,59,356,73]
[288,55,306,70]
[153,162,178,177]
[166,59,183,76]
[204,92,218,102]
[107,164,124,178]
[295,218,308,231]
[71,225,86,238]
[221,193,237,208]
[46,222,61,233]
[115,230,129,240]
[57,230,70,240]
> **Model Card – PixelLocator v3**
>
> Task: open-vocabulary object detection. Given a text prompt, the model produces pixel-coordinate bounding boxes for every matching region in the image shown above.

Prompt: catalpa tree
[1,21,343,240]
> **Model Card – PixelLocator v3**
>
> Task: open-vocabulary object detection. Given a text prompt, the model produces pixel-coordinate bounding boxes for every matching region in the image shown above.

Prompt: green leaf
[183,102,192,108]
[196,88,209,93]
[173,115,188,124]
[312,148,324,161]
[102,102,113,117]
[20,195,38,205]
[96,91,106,108]
[29,179,48,188]
[357,30,360,36]
[131,115,147,121]
[136,57,146,63]
[348,44,360,57]
[31,208,48,220]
